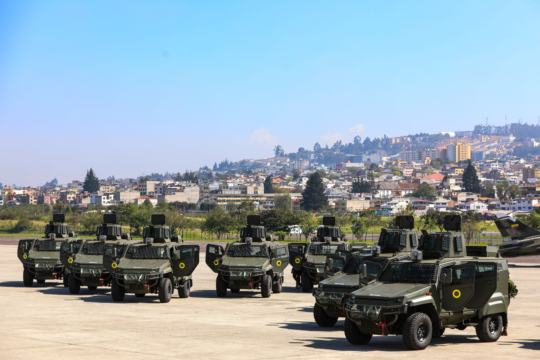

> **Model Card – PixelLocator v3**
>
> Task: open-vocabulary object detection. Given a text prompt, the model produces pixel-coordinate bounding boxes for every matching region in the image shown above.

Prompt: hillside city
[3,123,540,221]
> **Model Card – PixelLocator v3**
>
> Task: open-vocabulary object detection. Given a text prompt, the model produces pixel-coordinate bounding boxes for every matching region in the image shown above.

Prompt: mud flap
[205,244,224,273]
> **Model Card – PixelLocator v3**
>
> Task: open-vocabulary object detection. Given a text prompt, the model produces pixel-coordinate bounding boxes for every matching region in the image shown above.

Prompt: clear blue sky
[1,1,539,186]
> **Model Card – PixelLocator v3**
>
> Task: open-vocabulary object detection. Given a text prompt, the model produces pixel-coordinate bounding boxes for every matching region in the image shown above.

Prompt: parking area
[0,244,539,359]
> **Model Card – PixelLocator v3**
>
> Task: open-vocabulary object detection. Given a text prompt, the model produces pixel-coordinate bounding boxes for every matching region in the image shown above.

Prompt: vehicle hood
[117,259,169,270]
[354,282,429,300]
[222,256,270,268]
[321,273,358,287]
[28,251,60,260]
[74,254,103,266]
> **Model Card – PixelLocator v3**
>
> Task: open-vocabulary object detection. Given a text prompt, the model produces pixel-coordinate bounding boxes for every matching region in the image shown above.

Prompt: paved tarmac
[0,244,539,359]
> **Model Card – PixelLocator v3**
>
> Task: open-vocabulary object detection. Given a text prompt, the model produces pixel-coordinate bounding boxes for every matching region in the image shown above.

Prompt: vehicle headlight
[255,266,262,269]
[318,283,323,289]
[350,294,356,302]
[152,268,160,272]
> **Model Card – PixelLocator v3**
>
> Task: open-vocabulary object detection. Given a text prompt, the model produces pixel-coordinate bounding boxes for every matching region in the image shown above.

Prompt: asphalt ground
[0,243,539,359]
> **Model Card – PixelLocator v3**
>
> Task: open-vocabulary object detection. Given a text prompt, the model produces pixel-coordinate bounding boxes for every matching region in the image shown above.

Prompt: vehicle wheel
[272,276,283,293]
[314,304,338,327]
[344,318,372,345]
[63,269,70,287]
[23,268,33,287]
[111,281,125,302]
[178,281,191,298]
[68,274,81,294]
[36,279,46,284]
[135,293,145,298]
[403,312,432,350]
[301,272,313,293]
[230,288,240,293]
[216,275,228,297]
[476,315,503,342]
[158,278,172,303]
[88,286,97,291]
[261,274,272,298]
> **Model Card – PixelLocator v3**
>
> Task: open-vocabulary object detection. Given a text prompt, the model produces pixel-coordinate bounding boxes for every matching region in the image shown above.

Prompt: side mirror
[361,263,368,279]
[69,231,75,237]
[112,248,119,258]
[325,257,333,273]
[441,268,453,284]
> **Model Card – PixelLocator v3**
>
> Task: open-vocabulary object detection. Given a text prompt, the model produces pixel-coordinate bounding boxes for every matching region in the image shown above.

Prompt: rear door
[442,263,476,312]
[173,245,200,278]
[17,239,35,263]
[205,244,224,273]
[270,245,289,273]
[288,243,307,270]
[465,262,498,309]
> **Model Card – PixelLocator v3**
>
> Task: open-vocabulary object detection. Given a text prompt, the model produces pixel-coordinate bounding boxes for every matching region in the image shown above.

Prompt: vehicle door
[205,244,224,273]
[288,243,307,270]
[172,245,200,278]
[60,240,83,269]
[325,254,347,277]
[17,239,35,263]
[270,245,289,273]
[103,244,126,273]
[465,262,498,309]
[441,263,476,312]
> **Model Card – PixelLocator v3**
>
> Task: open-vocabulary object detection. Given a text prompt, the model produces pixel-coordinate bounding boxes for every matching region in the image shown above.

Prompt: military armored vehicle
[289,216,350,292]
[206,215,289,298]
[313,216,418,327]
[344,215,516,350]
[60,214,137,294]
[17,214,78,287]
[109,214,199,303]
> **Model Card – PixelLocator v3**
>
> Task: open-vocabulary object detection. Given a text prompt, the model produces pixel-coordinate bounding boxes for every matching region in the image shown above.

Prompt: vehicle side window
[276,247,287,256]
[453,266,472,280]
[410,234,417,247]
[476,264,496,273]
[454,237,463,252]
[209,247,217,254]
[400,234,407,246]
[181,248,192,258]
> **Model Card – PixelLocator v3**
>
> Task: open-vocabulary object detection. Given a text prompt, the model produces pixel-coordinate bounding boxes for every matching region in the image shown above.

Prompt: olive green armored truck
[60,214,137,294]
[344,215,516,350]
[313,216,419,327]
[109,214,199,303]
[289,216,349,292]
[206,215,289,298]
[17,214,79,287]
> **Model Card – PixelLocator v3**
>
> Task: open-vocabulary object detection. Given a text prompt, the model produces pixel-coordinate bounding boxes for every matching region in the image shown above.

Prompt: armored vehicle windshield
[381,261,437,283]
[80,242,106,256]
[33,241,63,251]
[226,244,268,257]
[308,243,347,255]
[317,227,340,238]
[125,245,169,259]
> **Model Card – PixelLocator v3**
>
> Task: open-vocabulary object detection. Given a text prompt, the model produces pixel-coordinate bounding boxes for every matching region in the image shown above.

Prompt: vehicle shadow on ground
[269,320,345,332]
[498,339,540,350]
[37,287,110,297]
[280,285,306,294]
[283,306,313,313]
[0,281,60,288]
[190,289,266,299]
[508,264,540,268]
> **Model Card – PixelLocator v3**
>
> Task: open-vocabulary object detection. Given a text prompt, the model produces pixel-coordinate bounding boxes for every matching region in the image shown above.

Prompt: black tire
[36,279,46,284]
[314,304,338,327]
[23,268,33,287]
[476,315,503,342]
[261,274,272,298]
[403,312,433,350]
[230,288,240,293]
[178,281,191,298]
[68,273,81,294]
[135,293,145,298]
[301,272,313,293]
[216,275,228,297]
[63,269,70,287]
[111,281,125,302]
[88,286,97,291]
[158,278,172,303]
[344,318,372,345]
[272,276,283,293]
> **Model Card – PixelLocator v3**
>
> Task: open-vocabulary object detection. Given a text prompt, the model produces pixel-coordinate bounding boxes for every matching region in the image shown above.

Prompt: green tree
[430,158,442,169]
[203,208,230,239]
[301,172,328,211]
[462,160,481,193]
[352,219,367,240]
[300,217,318,241]
[482,181,495,198]
[274,193,292,211]
[292,171,300,181]
[83,168,100,193]
[507,184,521,199]
[274,145,285,157]
[351,176,372,193]
[411,183,434,198]
[496,180,509,200]
[264,176,273,194]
